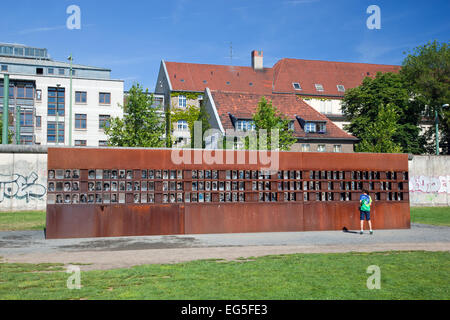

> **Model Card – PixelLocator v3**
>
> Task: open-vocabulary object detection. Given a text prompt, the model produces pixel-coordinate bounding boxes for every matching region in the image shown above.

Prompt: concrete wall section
[0,151,47,212]
[409,155,450,207]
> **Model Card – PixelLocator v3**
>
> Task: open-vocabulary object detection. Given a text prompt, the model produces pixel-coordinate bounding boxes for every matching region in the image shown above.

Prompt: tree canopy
[341,71,425,154]
[401,40,450,154]
[104,83,166,148]
[246,97,296,151]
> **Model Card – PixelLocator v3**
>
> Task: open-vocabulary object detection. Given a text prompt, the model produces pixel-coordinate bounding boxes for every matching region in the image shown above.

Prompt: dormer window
[304,121,326,134]
[236,120,255,132]
[337,85,345,92]
[305,122,316,133]
[315,84,324,92]
[292,82,302,90]
[288,121,295,131]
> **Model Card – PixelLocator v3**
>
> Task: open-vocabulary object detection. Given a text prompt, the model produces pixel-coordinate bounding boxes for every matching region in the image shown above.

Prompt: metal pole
[435,108,439,156]
[68,54,73,146]
[56,106,59,145]
[2,74,9,144]
[15,106,20,145]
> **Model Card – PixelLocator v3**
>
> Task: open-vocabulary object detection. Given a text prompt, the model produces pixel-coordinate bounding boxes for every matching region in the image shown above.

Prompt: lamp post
[56,84,61,145]
[435,103,449,156]
[2,73,9,144]
[68,54,73,147]
[15,105,20,145]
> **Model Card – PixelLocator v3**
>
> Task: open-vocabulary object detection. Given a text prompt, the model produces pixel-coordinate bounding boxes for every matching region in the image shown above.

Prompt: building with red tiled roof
[154,50,400,150]
[202,89,357,152]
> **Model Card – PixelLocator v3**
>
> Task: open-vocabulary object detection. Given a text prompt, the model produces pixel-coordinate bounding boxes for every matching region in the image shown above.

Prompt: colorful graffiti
[0,172,47,203]
[409,176,450,194]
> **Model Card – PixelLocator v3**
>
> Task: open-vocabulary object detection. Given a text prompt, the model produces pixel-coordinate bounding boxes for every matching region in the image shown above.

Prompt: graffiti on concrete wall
[409,176,450,194]
[0,172,47,203]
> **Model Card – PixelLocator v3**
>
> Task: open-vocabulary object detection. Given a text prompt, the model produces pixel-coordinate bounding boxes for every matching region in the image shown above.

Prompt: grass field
[410,207,450,226]
[0,207,448,231]
[0,211,46,231]
[0,251,448,300]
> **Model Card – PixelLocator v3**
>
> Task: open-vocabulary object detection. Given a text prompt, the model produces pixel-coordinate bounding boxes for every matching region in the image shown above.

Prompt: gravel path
[1,224,449,270]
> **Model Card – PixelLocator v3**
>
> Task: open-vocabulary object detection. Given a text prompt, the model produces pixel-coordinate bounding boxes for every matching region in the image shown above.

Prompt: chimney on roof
[251,50,263,71]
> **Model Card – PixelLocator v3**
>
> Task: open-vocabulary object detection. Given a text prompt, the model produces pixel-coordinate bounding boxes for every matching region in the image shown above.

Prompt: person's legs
[360,210,365,234]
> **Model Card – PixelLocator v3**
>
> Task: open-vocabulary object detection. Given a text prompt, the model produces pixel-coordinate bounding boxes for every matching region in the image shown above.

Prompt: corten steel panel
[46,204,183,239]
[184,203,304,234]
[47,148,410,239]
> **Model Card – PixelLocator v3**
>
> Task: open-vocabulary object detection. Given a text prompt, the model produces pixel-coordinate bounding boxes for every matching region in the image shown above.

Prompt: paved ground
[0,224,449,270]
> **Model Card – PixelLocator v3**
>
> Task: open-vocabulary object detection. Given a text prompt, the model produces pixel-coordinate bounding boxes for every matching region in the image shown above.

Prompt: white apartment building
[0,43,123,147]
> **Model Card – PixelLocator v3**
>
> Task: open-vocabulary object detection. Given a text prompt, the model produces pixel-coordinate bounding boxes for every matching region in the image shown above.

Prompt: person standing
[360,189,373,235]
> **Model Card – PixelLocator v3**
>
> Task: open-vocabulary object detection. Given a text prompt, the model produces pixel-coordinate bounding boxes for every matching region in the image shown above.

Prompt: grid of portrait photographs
[47,169,409,205]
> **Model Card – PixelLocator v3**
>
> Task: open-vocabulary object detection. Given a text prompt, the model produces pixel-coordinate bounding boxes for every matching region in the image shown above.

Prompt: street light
[68,54,73,147]
[2,73,9,144]
[436,103,449,155]
[56,84,61,145]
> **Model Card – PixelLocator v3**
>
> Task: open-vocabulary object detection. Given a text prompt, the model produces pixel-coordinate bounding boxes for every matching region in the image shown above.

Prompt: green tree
[0,118,12,144]
[401,40,450,154]
[245,97,296,151]
[341,72,425,154]
[105,83,166,147]
[356,104,403,153]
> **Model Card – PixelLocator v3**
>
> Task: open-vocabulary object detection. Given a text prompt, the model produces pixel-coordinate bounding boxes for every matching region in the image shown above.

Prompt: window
[36,68,44,75]
[75,91,87,103]
[48,87,65,116]
[292,82,302,90]
[333,145,342,153]
[47,121,64,143]
[304,122,326,134]
[36,89,42,101]
[99,92,111,104]
[315,84,324,92]
[1,65,7,72]
[48,68,54,75]
[99,140,108,147]
[20,135,33,145]
[20,109,34,127]
[305,122,316,133]
[75,114,87,129]
[58,68,65,75]
[17,86,34,99]
[288,121,295,131]
[301,144,310,152]
[337,85,345,92]
[99,115,110,130]
[71,69,76,76]
[75,140,87,146]
[317,122,326,133]
[317,144,326,152]
[178,95,186,108]
[236,120,255,132]
[177,120,188,131]
[36,116,41,128]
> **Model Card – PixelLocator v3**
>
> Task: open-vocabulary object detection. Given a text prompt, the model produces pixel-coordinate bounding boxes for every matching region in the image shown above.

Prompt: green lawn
[0,251,448,300]
[0,211,46,231]
[410,207,450,227]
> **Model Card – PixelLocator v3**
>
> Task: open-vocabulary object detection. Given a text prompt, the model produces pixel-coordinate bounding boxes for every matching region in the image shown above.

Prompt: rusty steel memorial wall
[45,148,410,239]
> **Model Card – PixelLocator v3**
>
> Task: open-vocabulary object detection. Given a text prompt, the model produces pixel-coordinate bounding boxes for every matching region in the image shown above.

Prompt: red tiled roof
[165,61,273,94]
[272,58,401,97]
[210,91,357,140]
[165,59,400,97]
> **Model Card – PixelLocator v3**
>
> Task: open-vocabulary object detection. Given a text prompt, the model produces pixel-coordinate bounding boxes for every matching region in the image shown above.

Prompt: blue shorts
[360,210,371,221]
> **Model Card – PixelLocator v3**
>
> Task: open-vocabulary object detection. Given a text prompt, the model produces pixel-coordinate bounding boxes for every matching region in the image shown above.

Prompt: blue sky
[1,0,449,91]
